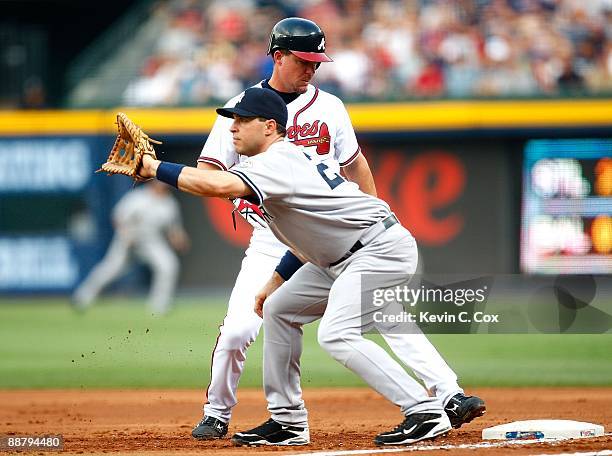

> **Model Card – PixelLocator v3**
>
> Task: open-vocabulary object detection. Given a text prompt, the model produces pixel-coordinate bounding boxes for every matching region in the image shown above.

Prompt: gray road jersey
[229,141,391,267]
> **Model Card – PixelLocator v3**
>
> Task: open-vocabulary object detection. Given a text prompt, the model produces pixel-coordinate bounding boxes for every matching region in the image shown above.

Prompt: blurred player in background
[191,17,484,440]
[72,180,189,315]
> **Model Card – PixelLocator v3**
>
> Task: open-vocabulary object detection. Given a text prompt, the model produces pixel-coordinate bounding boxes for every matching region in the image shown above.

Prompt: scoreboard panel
[521,139,612,274]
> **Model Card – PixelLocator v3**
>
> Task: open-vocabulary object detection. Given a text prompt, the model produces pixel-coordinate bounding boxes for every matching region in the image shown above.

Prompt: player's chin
[233,140,246,155]
[295,82,309,94]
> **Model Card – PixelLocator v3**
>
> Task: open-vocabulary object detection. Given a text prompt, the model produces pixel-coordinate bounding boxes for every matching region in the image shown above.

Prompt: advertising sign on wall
[0,137,121,293]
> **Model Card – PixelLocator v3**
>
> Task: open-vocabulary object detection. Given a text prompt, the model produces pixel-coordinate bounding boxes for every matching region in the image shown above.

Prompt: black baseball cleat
[374,412,452,446]
[444,393,486,428]
[231,418,309,446]
[191,416,228,440]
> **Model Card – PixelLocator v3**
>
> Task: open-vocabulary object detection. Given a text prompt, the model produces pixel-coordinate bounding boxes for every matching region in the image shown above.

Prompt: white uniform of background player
[72,181,188,314]
[191,19,481,441]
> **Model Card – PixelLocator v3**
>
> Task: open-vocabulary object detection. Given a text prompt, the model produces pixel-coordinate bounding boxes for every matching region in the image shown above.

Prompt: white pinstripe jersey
[229,141,391,267]
[198,83,361,256]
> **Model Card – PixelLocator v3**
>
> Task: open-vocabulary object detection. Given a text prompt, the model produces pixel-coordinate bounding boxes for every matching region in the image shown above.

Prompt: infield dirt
[1,387,610,455]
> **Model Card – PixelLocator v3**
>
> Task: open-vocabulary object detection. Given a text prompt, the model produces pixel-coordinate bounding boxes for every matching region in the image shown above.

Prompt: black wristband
[156,162,185,188]
[275,251,304,281]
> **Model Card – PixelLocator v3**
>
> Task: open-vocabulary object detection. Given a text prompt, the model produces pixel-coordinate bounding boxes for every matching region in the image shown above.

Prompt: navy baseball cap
[216,88,288,127]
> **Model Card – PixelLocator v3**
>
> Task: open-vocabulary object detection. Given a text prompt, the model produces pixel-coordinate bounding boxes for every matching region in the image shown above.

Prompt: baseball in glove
[98,112,161,178]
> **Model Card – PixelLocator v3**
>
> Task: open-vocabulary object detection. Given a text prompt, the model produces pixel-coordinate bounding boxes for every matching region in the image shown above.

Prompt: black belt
[329,214,399,267]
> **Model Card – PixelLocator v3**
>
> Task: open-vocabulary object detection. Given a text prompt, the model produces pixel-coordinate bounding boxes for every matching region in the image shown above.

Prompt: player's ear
[273,50,285,65]
[265,119,276,135]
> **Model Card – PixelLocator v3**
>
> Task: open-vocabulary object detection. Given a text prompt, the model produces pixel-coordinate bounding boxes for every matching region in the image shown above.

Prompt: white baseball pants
[202,250,278,422]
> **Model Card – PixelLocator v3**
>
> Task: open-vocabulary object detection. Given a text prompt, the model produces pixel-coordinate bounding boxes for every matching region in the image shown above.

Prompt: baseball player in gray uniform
[136,87,478,446]
[72,180,189,315]
[192,17,484,441]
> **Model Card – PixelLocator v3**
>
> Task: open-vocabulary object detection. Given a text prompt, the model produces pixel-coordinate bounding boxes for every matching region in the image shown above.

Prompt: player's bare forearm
[196,161,225,205]
[179,167,251,198]
[254,271,286,318]
[141,155,252,199]
[341,153,377,197]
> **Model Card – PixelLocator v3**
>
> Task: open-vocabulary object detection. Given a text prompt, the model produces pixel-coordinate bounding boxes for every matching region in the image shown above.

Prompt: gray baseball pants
[263,224,444,427]
[73,235,178,314]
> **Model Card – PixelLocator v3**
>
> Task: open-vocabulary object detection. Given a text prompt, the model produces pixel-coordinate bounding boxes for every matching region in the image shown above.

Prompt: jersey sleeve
[198,103,239,170]
[228,149,294,205]
[333,98,361,167]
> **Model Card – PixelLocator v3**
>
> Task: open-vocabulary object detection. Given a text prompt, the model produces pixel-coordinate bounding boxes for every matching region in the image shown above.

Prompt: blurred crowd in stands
[122,0,611,105]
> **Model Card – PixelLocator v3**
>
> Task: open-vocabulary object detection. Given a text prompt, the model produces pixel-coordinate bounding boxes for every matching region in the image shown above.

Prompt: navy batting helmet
[267,17,332,63]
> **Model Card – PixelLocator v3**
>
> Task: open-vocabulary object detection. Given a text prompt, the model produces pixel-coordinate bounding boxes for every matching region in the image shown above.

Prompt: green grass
[0,297,610,388]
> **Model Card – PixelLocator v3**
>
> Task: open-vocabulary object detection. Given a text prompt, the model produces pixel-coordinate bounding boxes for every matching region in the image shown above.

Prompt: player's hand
[254,271,286,318]
[138,154,160,180]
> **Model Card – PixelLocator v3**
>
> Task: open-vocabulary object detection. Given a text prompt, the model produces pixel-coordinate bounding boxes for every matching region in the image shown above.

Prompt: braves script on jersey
[199,83,361,257]
[228,141,390,266]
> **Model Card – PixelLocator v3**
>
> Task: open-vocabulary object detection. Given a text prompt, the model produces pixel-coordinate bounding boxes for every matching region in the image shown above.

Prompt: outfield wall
[0,99,610,293]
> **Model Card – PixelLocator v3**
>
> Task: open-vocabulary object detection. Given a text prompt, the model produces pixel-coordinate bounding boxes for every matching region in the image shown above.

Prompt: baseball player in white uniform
[72,180,189,315]
[191,18,484,440]
[137,87,473,445]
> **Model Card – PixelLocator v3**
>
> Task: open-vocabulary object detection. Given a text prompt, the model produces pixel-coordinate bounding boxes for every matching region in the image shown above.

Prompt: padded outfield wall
[0,99,610,293]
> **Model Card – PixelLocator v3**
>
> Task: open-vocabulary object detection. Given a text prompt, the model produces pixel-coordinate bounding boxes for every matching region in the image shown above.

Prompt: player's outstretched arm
[140,154,252,199]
